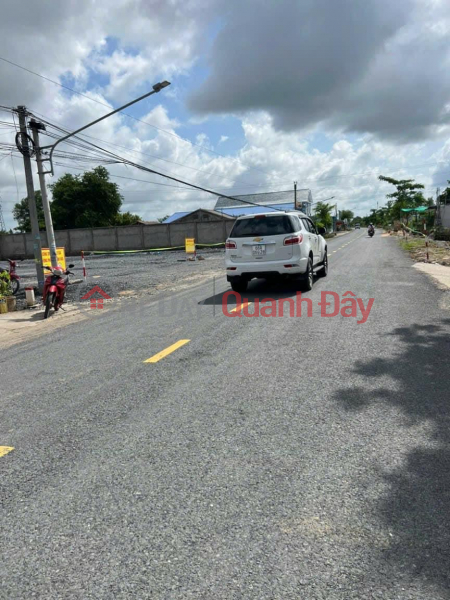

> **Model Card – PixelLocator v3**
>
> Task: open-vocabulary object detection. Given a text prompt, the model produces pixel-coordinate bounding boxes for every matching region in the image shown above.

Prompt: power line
[33,110,448,192]
[0,55,277,179]
[10,152,19,203]
[29,109,449,199]
[27,126,288,213]
[30,109,280,189]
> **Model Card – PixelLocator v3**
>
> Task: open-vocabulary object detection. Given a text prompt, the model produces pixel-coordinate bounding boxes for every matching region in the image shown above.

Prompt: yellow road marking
[144,339,190,363]
[0,446,14,458]
[230,301,253,314]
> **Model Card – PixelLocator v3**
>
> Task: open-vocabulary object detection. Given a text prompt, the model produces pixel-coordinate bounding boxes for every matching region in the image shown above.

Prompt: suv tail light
[225,240,237,249]
[284,234,303,245]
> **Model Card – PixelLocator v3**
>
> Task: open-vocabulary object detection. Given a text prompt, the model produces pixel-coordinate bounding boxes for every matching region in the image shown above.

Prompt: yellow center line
[230,301,253,314]
[0,446,14,458]
[144,339,190,363]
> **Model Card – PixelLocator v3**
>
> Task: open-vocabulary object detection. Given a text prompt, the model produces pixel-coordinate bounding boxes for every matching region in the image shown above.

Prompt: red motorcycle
[1,259,21,295]
[43,263,75,319]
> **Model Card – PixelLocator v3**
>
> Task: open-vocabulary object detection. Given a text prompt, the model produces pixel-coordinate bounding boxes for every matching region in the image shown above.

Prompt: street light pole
[27,80,170,268]
[41,81,171,175]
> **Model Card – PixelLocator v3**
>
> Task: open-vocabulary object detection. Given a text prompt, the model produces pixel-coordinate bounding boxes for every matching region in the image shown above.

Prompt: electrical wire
[30,109,280,189]
[36,129,288,212]
[0,55,278,179]
[32,110,447,192]
[10,152,19,203]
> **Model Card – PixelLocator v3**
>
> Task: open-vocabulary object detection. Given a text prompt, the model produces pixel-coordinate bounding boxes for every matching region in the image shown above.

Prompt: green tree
[313,202,334,230]
[378,175,426,221]
[13,191,46,232]
[50,166,124,229]
[340,209,354,222]
[113,212,142,226]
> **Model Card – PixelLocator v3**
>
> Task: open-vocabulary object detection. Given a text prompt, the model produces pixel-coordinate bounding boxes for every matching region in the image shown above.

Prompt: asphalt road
[1,230,450,599]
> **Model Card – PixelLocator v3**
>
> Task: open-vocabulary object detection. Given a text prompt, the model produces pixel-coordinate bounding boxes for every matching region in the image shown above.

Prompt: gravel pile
[11,248,225,308]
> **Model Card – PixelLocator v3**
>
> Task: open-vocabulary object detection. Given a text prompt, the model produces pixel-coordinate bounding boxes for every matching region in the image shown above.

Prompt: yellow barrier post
[185,238,196,260]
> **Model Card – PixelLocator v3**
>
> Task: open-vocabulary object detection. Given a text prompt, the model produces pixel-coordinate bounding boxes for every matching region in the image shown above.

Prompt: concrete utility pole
[15,107,45,290]
[29,120,58,267]
[294,181,297,210]
[0,198,6,232]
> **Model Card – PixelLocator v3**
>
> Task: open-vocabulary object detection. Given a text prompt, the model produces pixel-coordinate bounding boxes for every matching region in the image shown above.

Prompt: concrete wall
[441,205,450,228]
[0,220,235,259]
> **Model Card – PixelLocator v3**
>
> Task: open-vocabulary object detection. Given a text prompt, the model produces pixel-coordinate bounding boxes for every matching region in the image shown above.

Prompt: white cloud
[0,0,447,232]
[189,0,450,142]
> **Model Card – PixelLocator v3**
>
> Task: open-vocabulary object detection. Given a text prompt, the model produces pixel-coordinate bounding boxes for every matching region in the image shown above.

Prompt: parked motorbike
[42,264,75,319]
[0,258,21,295]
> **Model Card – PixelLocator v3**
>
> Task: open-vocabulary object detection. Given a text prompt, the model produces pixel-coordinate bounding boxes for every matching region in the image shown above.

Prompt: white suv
[225,211,328,292]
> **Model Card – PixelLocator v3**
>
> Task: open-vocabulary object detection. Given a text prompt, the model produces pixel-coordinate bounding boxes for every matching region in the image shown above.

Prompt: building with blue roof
[162,189,313,224]
[214,189,312,217]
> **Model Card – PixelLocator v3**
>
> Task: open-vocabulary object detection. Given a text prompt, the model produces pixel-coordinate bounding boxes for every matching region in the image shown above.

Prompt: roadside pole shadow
[332,319,450,592]
[199,278,312,306]
[5,311,44,323]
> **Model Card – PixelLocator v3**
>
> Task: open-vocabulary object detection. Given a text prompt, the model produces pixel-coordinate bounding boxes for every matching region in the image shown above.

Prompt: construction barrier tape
[89,242,225,256]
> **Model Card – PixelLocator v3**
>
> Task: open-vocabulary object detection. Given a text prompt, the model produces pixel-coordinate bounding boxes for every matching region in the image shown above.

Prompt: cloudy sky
[0,0,450,230]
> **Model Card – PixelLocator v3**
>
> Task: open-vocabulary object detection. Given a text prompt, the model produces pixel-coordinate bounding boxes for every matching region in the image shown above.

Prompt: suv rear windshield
[230,215,295,238]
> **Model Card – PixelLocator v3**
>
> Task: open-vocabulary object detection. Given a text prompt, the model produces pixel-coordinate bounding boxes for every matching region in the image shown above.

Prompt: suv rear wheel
[302,256,314,291]
[317,250,328,277]
[231,278,248,293]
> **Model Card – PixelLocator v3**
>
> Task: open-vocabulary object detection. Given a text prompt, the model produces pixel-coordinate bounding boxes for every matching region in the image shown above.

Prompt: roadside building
[162,208,236,224]
[214,189,313,217]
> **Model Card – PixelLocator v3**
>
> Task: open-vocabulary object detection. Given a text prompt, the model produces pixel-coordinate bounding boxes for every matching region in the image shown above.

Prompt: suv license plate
[252,244,266,256]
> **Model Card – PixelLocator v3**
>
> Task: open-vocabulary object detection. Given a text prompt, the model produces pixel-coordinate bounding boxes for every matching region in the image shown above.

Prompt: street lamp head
[152,81,171,92]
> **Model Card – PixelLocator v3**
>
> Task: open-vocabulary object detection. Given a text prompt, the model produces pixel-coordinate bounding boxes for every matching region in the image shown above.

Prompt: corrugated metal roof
[218,203,294,216]
[162,208,236,224]
[162,212,190,223]
[215,189,312,210]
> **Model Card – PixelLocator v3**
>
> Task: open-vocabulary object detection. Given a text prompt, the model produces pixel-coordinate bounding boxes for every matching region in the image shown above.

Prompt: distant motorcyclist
[368,223,375,237]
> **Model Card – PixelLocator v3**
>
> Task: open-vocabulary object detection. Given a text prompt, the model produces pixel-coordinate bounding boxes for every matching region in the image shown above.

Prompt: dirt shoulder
[392,233,450,293]
[397,237,450,266]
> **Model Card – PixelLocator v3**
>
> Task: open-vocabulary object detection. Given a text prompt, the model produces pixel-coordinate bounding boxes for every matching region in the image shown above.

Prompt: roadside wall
[0,220,235,259]
[441,205,450,228]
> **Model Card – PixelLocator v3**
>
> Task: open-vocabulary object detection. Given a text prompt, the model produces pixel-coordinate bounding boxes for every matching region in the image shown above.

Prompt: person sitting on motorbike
[368,223,375,233]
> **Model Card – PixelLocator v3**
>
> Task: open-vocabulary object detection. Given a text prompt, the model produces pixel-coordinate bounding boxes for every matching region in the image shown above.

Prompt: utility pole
[15,106,45,290]
[0,197,5,232]
[294,181,297,210]
[29,120,58,267]
[435,187,442,229]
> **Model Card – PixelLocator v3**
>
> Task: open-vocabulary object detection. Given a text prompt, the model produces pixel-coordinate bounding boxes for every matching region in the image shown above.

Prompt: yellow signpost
[41,248,66,271]
[185,238,196,254]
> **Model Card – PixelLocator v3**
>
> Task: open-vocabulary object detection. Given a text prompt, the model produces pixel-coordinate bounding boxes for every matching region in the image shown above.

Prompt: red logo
[80,285,111,310]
